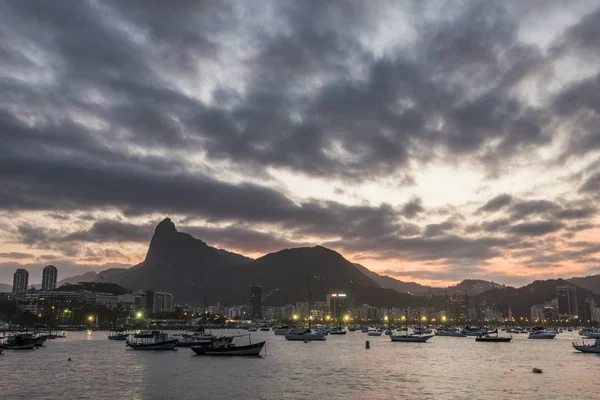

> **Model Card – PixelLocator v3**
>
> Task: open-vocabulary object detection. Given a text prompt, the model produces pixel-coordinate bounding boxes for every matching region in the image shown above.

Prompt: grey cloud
[478,194,513,213]
[0,252,34,259]
[580,172,600,192]
[62,220,153,243]
[401,197,425,219]
[508,220,564,236]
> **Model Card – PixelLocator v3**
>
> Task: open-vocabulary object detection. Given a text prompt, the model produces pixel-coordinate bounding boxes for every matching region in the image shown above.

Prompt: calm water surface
[1,331,599,399]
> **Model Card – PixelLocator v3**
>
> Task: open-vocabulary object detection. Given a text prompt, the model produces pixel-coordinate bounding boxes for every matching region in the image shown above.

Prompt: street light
[88,316,94,322]
[136,312,143,319]
[292,314,298,320]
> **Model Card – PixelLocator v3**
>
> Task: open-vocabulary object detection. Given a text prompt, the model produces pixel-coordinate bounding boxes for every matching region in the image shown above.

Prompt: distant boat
[329,327,347,335]
[285,328,326,341]
[528,328,556,340]
[4,334,36,350]
[285,276,326,342]
[367,330,382,336]
[108,330,129,340]
[191,338,265,356]
[259,327,270,332]
[573,338,600,354]
[274,328,291,335]
[177,335,233,348]
[126,331,178,350]
[390,309,433,343]
[248,327,258,332]
[435,327,467,337]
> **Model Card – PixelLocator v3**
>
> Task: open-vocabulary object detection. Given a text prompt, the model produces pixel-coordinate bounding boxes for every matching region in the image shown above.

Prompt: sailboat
[475,284,512,343]
[390,309,433,343]
[285,277,326,341]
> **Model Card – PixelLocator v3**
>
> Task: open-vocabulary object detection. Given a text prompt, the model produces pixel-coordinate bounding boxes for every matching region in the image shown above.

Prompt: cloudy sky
[1,0,600,287]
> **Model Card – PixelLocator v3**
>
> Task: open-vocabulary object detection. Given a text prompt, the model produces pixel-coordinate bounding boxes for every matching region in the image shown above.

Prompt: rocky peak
[154,217,177,236]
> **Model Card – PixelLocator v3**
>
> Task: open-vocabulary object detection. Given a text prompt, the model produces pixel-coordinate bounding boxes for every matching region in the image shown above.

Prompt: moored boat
[191,338,265,356]
[108,330,129,340]
[5,334,36,350]
[329,327,347,335]
[573,338,600,353]
[285,328,326,341]
[126,331,178,350]
[435,327,467,337]
[528,327,556,340]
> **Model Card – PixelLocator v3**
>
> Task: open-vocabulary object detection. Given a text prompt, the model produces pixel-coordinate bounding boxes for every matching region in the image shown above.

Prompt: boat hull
[367,332,382,336]
[191,341,265,356]
[573,345,600,353]
[126,340,178,350]
[390,335,433,342]
[528,334,556,339]
[285,333,326,341]
[108,334,129,341]
[4,343,36,350]
[476,336,512,342]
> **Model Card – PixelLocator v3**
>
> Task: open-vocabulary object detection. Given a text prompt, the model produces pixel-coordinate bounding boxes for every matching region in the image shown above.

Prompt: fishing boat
[573,338,600,353]
[367,330,382,336]
[34,335,47,347]
[125,331,178,350]
[4,334,36,350]
[108,330,129,340]
[191,337,265,356]
[176,335,233,348]
[329,327,347,335]
[391,310,433,343]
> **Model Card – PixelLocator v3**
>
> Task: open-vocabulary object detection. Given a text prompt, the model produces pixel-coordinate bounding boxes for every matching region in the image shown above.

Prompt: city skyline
[2,1,600,287]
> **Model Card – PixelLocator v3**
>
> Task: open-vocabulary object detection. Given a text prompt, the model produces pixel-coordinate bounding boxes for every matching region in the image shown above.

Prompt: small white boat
[329,327,347,335]
[367,331,382,336]
[573,338,600,353]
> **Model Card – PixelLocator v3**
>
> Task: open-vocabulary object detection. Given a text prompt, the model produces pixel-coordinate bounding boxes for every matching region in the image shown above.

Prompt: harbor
[1,328,599,399]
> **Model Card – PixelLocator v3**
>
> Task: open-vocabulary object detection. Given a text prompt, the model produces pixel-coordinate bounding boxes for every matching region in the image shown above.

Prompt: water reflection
[1,331,599,399]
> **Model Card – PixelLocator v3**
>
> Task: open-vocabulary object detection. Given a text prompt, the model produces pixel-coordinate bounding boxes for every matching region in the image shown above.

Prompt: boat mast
[308,276,311,330]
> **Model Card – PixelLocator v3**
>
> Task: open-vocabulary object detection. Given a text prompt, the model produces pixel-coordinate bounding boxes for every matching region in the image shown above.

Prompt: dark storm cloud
[477,194,513,213]
[2,0,600,283]
[61,220,154,243]
[508,220,564,236]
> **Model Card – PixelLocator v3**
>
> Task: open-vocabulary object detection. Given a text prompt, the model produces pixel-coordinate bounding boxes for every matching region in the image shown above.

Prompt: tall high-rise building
[12,269,29,293]
[557,285,578,320]
[327,293,348,322]
[250,286,262,320]
[152,291,174,313]
[41,265,58,291]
